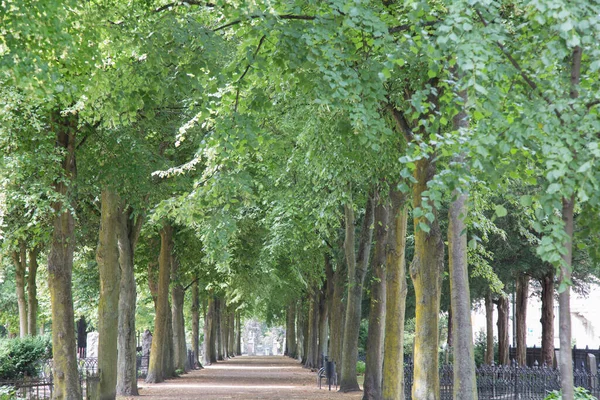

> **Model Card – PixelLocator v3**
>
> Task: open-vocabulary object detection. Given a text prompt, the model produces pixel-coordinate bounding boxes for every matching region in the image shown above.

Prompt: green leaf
[520,195,532,207]
[494,204,507,217]
[547,183,561,194]
[418,222,430,233]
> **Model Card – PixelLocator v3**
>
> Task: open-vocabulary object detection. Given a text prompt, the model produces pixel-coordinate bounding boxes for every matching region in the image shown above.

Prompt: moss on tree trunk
[97,188,120,400]
[363,198,388,400]
[146,223,173,383]
[410,158,444,400]
[339,195,374,392]
[47,115,81,400]
[382,196,408,400]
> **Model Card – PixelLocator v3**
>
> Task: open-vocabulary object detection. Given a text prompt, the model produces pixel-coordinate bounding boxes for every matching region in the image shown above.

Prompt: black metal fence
[403,363,599,400]
[508,346,600,371]
[0,358,99,400]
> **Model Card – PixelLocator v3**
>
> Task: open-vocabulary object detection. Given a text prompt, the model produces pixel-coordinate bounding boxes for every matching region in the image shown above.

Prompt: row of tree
[2,1,600,400]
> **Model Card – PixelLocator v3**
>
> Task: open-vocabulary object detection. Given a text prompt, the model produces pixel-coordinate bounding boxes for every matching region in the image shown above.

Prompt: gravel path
[128,355,362,400]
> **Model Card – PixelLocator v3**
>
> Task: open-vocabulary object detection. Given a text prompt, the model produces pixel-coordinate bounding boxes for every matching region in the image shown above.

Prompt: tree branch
[386,103,415,143]
[183,277,200,292]
[214,14,316,32]
[154,0,215,13]
[234,35,266,113]
[388,20,438,34]
[475,9,563,122]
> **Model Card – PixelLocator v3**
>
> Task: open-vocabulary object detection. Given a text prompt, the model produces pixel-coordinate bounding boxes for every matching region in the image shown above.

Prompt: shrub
[0,335,52,379]
[356,361,366,375]
[0,385,16,400]
[544,387,597,400]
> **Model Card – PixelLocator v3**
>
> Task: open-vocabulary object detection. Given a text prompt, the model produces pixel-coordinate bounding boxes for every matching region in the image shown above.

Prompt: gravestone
[141,330,152,370]
[87,332,99,358]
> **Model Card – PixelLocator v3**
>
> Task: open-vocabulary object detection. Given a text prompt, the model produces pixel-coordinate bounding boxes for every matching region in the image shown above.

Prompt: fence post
[513,359,519,400]
[588,354,597,397]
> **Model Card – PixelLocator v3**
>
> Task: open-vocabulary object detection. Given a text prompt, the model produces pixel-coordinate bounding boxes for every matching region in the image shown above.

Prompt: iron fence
[402,363,599,400]
[0,377,53,399]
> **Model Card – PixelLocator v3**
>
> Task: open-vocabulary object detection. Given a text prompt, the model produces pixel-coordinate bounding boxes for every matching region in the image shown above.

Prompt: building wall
[472,282,600,349]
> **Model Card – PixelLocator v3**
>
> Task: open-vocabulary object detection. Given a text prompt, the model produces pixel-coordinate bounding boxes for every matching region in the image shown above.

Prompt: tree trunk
[97,188,120,400]
[288,302,297,358]
[557,46,581,400]
[515,274,529,366]
[171,257,187,373]
[285,304,292,356]
[301,299,309,364]
[116,205,141,396]
[329,255,347,373]
[319,255,333,365]
[540,270,554,367]
[496,296,509,365]
[236,311,242,355]
[363,198,388,400]
[559,195,575,400]
[484,292,494,365]
[216,297,224,361]
[192,279,200,368]
[340,195,375,392]
[12,241,28,338]
[305,292,318,368]
[382,197,409,400]
[146,223,173,383]
[204,294,215,365]
[228,308,235,358]
[47,116,81,400]
[164,303,174,378]
[222,302,229,358]
[27,246,39,337]
[448,142,477,399]
[210,295,218,363]
[410,157,445,400]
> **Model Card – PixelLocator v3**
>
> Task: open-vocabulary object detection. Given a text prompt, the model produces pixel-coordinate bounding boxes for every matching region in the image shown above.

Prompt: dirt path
[131,355,363,400]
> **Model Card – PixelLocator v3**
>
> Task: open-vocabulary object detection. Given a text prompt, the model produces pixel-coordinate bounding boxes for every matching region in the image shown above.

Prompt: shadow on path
[131,355,362,399]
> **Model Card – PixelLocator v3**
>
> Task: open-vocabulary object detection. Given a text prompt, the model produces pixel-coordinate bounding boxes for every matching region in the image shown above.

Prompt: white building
[472,281,600,349]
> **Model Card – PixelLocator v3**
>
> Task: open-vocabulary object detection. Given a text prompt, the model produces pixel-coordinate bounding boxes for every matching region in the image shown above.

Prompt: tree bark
[559,195,575,400]
[557,45,581,400]
[204,294,216,364]
[47,115,81,400]
[229,308,236,357]
[216,297,224,361]
[27,246,39,337]
[484,292,494,365]
[319,255,333,364]
[540,269,554,367]
[210,295,218,363]
[301,299,309,364]
[340,194,375,392]
[382,196,408,400]
[164,302,174,378]
[222,302,229,358]
[329,254,346,373]
[192,279,200,368]
[171,257,187,373]
[288,302,297,358]
[236,311,242,355]
[515,274,529,366]
[97,188,120,400]
[363,198,388,400]
[496,296,509,365]
[116,204,141,396]
[12,241,28,338]
[448,143,477,399]
[305,291,318,368]
[146,223,173,383]
[410,156,445,400]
